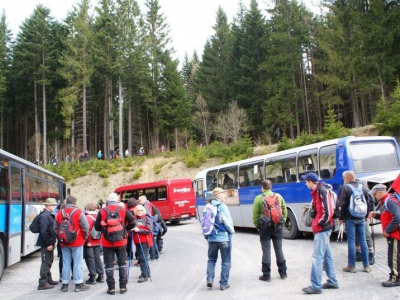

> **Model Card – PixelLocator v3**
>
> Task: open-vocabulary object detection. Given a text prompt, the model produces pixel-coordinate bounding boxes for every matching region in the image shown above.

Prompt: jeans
[61,246,84,284]
[103,246,127,288]
[345,219,369,266]
[137,242,151,278]
[84,245,104,277]
[259,226,286,276]
[311,230,338,290]
[39,246,54,286]
[149,236,159,259]
[355,219,373,249]
[206,240,231,286]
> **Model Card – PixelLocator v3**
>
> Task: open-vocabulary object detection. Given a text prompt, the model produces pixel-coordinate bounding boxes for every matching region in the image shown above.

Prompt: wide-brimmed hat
[44,198,58,206]
[212,187,226,196]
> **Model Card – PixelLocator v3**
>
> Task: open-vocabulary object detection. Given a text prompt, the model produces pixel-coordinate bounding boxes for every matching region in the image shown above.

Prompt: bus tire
[170,220,180,225]
[0,238,5,280]
[283,210,301,239]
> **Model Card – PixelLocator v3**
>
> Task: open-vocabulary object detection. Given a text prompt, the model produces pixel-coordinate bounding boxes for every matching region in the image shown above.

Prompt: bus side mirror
[67,187,71,196]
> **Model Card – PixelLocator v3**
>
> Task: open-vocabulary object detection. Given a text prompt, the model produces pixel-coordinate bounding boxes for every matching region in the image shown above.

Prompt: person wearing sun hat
[369,178,400,287]
[37,198,58,290]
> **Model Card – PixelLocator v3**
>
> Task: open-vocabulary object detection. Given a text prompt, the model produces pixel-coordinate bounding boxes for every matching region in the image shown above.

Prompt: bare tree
[194,94,213,145]
[214,101,250,143]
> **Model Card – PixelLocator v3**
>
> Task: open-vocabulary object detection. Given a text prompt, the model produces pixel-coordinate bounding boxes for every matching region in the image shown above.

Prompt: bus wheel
[170,220,180,225]
[283,210,301,239]
[0,239,5,280]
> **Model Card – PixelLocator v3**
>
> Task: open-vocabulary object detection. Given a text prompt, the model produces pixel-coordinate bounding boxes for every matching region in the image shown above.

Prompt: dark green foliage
[323,109,351,139]
[375,80,400,135]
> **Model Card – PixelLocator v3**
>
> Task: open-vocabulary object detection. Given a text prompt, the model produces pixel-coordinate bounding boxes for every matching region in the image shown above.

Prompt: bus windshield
[350,141,400,173]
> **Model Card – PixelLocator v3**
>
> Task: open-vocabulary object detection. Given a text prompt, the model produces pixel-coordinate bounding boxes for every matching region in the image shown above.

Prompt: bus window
[0,164,8,200]
[219,166,238,189]
[319,145,336,179]
[196,180,204,198]
[206,170,218,190]
[11,166,22,201]
[266,154,296,184]
[239,160,264,187]
[298,149,318,180]
[145,188,156,201]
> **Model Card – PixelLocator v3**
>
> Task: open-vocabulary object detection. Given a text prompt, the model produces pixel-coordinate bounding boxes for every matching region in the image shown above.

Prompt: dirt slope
[70,157,220,208]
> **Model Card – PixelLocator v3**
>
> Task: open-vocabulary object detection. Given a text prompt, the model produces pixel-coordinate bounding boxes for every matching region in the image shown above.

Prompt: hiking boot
[86,276,96,285]
[120,283,127,294]
[382,274,400,287]
[38,284,54,290]
[302,286,322,294]
[96,274,104,283]
[61,284,68,292]
[107,289,116,295]
[259,275,271,282]
[355,251,362,262]
[369,252,375,265]
[322,282,339,289]
[206,280,213,288]
[363,266,371,273]
[280,273,287,280]
[48,279,59,285]
[220,284,230,291]
[138,277,148,283]
[343,266,356,273]
[74,283,90,292]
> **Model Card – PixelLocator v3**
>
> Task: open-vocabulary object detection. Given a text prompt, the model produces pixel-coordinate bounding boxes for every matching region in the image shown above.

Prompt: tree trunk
[118,77,123,158]
[34,78,40,162]
[42,81,47,164]
[128,96,132,156]
[83,83,87,152]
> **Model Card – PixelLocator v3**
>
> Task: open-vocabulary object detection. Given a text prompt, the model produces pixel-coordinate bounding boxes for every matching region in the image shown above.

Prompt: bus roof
[114,178,193,192]
[0,149,64,181]
[194,136,397,179]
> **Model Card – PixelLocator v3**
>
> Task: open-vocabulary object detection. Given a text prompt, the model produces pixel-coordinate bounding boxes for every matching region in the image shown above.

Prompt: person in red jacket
[132,204,153,283]
[55,196,90,293]
[94,193,135,295]
[369,183,400,287]
[84,203,104,284]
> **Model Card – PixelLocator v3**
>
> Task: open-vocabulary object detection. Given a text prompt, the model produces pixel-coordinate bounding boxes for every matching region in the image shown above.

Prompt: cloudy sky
[0,0,320,63]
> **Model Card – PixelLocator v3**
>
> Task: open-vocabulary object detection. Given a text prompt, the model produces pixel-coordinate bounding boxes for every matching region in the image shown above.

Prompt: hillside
[70,157,221,209]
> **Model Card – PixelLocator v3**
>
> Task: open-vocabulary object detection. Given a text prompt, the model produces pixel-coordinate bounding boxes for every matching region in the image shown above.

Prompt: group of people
[204,170,399,294]
[34,193,167,295]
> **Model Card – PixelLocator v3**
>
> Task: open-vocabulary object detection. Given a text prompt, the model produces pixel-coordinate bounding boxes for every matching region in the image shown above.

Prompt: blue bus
[194,136,400,239]
[0,149,66,280]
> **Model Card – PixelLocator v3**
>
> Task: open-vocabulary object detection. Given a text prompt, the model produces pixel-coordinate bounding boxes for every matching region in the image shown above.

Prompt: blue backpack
[346,183,367,218]
[384,193,400,211]
[201,203,226,238]
[149,215,159,236]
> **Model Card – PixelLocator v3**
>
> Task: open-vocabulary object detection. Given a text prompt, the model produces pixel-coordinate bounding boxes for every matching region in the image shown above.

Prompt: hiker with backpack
[94,192,136,295]
[202,187,234,291]
[54,196,90,292]
[338,170,371,273]
[132,204,154,283]
[138,195,160,261]
[32,198,58,290]
[368,182,400,287]
[83,203,104,285]
[252,179,288,283]
[301,173,339,294]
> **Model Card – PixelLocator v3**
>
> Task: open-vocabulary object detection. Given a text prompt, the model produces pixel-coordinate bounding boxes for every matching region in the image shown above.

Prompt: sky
[0,0,320,64]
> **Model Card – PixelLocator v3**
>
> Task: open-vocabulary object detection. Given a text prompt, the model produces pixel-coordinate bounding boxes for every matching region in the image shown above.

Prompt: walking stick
[127,231,134,281]
[137,232,152,282]
[337,223,344,242]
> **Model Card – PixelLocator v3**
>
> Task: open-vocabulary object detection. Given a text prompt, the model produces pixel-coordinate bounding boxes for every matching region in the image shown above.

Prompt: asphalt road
[0,220,399,299]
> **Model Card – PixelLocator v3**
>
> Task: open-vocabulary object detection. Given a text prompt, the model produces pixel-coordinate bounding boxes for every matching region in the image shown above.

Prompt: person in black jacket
[37,198,58,290]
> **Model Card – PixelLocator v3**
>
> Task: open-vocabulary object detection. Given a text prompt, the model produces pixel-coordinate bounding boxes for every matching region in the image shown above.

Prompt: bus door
[168,181,196,221]
[6,162,23,267]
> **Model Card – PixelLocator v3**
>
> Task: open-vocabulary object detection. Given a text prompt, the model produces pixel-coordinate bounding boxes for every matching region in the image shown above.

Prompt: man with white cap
[369,182,400,287]
[36,198,58,290]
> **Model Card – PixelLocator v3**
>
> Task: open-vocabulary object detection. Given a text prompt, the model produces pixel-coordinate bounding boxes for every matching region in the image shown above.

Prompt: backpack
[346,183,368,218]
[261,193,283,227]
[29,211,44,233]
[88,215,101,240]
[201,203,226,237]
[384,193,400,211]
[102,206,126,242]
[327,186,340,219]
[150,215,159,236]
[58,208,79,243]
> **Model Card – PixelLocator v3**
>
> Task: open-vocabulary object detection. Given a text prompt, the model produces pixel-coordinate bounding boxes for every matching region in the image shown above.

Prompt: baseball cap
[301,172,319,182]
[369,183,387,195]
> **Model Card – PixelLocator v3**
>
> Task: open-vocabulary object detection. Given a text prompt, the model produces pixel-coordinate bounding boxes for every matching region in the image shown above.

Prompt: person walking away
[338,171,371,273]
[84,203,104,284]
[55,196,90,292]
[252,179,288,282]
[204,188,234,290]
[97,150,102,159]
[132,205,153,283]
[369,182,400,287]
[36,198,58,290]
[94,193,135,295]
[301,173,339,294]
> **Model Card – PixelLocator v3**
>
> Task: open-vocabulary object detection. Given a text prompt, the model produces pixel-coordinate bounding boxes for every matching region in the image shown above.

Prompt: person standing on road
[369,183,400,287]
[95,193,136,295]
[55,196,90,293]
[205,187,234,291]
[301,172,338,294]
[36,198,58,290]
[338,171,371,273]
[138,195,160,261]
[252,179,288,282]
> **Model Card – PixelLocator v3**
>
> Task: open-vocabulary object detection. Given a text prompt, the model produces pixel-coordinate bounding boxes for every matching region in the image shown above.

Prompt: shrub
[103,179,109,187]
[122,166,130,172]
[323,109,351,139]
[99,169,109,178]
[133,168,142,180]
[70,180,76,186]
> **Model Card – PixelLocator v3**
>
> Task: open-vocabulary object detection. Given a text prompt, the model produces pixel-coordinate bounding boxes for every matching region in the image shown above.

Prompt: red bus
[114,178,196,223]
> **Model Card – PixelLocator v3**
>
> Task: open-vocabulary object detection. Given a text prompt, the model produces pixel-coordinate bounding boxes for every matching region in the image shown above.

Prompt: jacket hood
[210,198,222,206]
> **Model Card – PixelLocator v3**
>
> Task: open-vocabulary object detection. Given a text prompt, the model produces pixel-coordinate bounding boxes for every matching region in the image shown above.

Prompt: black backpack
[102,206,126,242]
[58,208,79,243]
[29,211,44,233]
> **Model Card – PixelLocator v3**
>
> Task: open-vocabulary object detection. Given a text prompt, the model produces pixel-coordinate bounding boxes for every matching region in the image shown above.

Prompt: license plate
[181,214,188,218]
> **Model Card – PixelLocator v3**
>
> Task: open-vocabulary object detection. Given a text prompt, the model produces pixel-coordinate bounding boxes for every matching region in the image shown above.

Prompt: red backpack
[261,193,284,227]
[58,208,79,243]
